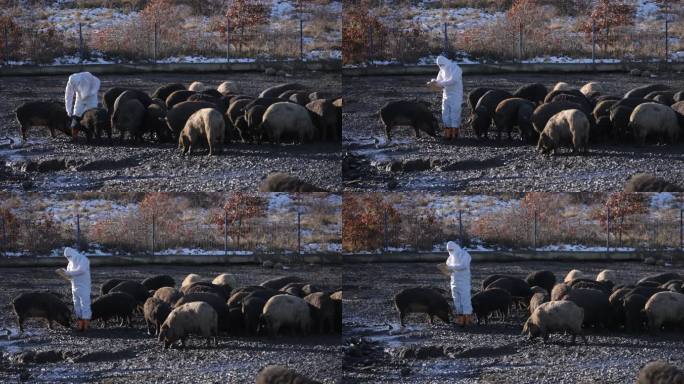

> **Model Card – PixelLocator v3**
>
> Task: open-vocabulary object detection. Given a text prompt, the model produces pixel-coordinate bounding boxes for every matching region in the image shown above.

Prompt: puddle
[42,175,103,191]
[347,322,429,349]
[0,339,24,354]
[417,360,480,379]
[346,136,417,164]
[0,328,39,354]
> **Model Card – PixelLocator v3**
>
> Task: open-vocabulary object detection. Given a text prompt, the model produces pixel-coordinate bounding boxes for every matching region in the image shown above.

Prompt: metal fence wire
[360,4,683,65]
[0,6,338,65]
[375,207,684,253]
[0,205,340,257]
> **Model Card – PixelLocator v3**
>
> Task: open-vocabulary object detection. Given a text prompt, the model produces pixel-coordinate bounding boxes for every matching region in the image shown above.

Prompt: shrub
[342,0,386,64]
[342,193,400,252]
[580,0,635,55]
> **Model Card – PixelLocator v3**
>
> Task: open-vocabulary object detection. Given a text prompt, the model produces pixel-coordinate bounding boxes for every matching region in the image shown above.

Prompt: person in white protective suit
[427,55,463,140]
[57,247,92,331]
[65,72,101,141]
[445,240,473,327]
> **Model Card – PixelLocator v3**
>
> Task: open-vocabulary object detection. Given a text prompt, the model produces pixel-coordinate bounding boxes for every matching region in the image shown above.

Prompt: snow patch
[536,245,635,252]
[269,193,293,212]
[155,248,253,256]
[650,193,676,209]
[636,0,660,20]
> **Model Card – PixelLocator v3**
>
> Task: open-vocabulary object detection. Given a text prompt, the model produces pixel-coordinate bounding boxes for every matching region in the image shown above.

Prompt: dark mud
[342,72,684,192]
[0,72,341,192]
[342,260,684,383]
[0,264,342,383]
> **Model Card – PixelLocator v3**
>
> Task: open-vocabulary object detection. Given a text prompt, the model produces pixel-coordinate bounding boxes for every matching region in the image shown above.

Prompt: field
[342,260,684,383]
[342,72,684,192]
[0,263,342,383]
[0,71,341,192]
[343,0,684,65]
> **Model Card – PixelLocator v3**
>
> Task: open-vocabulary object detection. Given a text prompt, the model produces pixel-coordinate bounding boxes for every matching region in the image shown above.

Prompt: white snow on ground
[272,0,295,18]
[536,245,635,252]
[53,53,113,65]
[426,194,520,221]
[303,242,343,253]
[157,56,257,64]
[636,0,660,20]
[44,198,136,224]
[269,193,293,213]
[522,57,623,64]
[155,248,253,256]
[409,6,503,35]
[650,193,676,209]
[45,6,137,34]
[0,251,29,257]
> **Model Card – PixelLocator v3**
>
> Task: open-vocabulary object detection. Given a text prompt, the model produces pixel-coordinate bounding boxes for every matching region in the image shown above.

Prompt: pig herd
[15,80,342,155]
[11,272,342,352]
[394,269,684,345]
[382,81,684,155]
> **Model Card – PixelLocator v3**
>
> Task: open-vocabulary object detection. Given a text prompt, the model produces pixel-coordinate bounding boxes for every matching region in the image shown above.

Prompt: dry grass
[1,193,341,255]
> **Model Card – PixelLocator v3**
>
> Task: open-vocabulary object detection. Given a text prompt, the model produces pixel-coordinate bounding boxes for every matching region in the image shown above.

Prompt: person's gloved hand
[55,268,69,280]
[427,79,441,91]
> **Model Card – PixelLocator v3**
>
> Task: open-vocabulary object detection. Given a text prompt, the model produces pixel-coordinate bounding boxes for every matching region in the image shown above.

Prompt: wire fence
[0,9,339,65]
[372,207,684,253]
[358,6,683,65]
[0,207,338,257]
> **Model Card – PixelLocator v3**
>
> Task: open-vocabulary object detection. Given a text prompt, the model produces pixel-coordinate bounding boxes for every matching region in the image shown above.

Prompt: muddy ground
[0,263,342,383]
[342,72,684,192]
[0,72,341,192]
[342,260,684,384]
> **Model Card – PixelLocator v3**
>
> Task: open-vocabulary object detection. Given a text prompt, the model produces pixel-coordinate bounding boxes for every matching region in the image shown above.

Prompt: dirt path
[0,72,341,192]
[342,72,684,192]
[342,260,684,383]
[0,264,342,383]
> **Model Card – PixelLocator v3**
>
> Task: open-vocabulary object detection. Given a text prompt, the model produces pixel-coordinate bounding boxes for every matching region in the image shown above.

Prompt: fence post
[299,16,304,62]
[237,217,241,249]
[367,25,373,63]
[664,0,669,64]
[153,22,158,63]
[591,18,596,67]
[414,216,419,251]
[676,208,684,251]
[75,214,81,250]
[78,23,84,63]
[606,209,611,252]
[297,211,301,256]
[619,216,624,248]
[226,16,231,60]
[151,214,155,256]
[223,211,228,256]
[383,209,388,252]
[533,210,538,250]
[1,216,6,252]
[443,21,448,54]
[3,27,8,65]
[518,23,523,62]
[458,210,463,242]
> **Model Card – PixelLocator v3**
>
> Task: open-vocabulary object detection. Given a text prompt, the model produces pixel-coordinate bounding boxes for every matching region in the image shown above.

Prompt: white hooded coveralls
[65,72,101,118]
[63,247,92,320]
[446,241,472,315]
[433,55,463,128]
